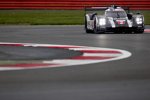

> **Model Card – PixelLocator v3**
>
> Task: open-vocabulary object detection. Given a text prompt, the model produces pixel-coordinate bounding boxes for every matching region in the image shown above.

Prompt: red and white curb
[0,42,132,71]
[144,29,150,33]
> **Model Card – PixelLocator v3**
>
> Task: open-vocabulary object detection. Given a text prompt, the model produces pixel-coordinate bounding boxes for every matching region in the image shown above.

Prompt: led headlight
[136,17,142,24]
[99,18,106,26]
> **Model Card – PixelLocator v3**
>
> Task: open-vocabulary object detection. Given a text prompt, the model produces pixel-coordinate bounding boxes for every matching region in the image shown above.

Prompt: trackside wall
[0,0,150,10]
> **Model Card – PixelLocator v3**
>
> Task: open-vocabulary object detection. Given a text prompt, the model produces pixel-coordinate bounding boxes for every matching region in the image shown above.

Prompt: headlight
[99,18,106,26]
[136,17,142,24]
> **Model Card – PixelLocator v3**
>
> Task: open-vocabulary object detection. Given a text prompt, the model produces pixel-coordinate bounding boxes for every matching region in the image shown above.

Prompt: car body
[85,5,145,33]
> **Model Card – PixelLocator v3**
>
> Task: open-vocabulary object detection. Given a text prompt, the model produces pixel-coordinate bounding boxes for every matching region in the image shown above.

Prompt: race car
[85,5,145,33]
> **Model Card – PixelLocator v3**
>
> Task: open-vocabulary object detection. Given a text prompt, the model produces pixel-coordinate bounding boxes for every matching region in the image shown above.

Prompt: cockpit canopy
[105,11,127,18]
[105,6,127,18]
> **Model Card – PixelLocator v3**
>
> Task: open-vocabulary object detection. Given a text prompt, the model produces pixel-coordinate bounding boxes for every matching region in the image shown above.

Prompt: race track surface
[0,25,150,100]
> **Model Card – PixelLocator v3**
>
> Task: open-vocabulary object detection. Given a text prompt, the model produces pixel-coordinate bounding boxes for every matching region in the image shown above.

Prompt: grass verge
[0,10,149,25]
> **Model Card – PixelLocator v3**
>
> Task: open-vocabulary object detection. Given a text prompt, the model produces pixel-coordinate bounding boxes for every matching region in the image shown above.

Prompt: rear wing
[85,5,130,14]
[85,7,108,11]
[121,6,130,13]
[84,7,108,16]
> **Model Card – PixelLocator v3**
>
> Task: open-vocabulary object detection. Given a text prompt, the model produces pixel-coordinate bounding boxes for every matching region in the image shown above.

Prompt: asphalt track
[0,25,150,100]
[0,45,82,60]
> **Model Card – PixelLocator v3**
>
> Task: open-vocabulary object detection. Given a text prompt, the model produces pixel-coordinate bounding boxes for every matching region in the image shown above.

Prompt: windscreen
[105,11,127,18]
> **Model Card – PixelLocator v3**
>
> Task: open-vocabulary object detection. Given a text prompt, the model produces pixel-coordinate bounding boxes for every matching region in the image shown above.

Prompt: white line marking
[83,53,122,57]
[0,42,132,71]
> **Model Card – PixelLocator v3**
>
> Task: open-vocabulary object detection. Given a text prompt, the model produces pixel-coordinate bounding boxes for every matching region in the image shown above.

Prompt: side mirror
[127,13,133,20]
[91,13,97,20]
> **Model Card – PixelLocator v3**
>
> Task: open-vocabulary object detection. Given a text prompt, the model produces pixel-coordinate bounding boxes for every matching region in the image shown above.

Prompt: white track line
[0,42,132,71]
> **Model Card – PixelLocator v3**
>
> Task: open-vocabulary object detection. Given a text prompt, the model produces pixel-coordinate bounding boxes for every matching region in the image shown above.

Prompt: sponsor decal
[0,42,131,71]
[116,20,125,25]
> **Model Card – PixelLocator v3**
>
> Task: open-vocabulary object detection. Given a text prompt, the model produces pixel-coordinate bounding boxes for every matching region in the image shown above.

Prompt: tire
[93,19,98,34]
[125,30,133,34]
[134,29,144,34]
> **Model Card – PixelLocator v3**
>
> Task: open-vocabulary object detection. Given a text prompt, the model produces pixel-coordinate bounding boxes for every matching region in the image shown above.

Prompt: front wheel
[85,28,93,33]
[93,19,99,34]
[134,29,144,34]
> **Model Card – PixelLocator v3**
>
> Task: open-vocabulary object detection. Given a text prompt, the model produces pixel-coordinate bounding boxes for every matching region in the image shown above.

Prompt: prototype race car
[85,5,144,33]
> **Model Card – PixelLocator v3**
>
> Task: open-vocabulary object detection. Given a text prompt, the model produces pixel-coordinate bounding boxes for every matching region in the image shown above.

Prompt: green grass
[0,10,84,25]
[0,10,149,25]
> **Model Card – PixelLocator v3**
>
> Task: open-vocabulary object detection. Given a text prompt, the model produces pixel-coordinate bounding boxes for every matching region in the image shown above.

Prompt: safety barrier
[0,0,150,10]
